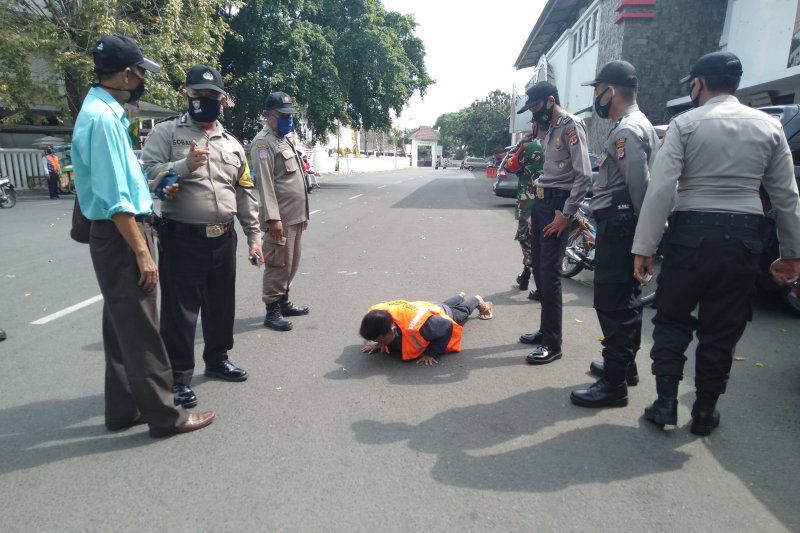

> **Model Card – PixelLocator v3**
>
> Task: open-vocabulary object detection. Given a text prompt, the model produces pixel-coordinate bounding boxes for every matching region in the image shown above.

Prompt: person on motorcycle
[570,61,659,408]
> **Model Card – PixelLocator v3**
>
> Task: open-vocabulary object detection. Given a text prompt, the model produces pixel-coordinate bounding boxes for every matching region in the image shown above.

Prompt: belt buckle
[206,224,224,238]
[536,186,544,199]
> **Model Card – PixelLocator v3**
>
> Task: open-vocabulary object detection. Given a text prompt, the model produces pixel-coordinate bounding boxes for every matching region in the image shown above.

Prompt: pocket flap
[221,152,241,166]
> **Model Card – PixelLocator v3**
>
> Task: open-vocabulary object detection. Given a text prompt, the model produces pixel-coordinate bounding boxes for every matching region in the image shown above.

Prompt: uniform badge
[596,153,606,167]
[258,148,269,160]
[558,161,566,169]
[554,137,562,150]
[238,163,254,188]
[203,70,214,80]
[567,127,578,146]
[615,137,626,160]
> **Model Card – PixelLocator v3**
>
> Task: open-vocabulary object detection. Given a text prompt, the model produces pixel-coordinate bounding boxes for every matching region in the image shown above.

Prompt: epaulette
[154,115,179,126]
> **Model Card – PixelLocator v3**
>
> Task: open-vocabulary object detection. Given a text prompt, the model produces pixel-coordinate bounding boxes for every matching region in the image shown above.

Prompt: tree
[220,0,432,142]
[433,90,511,158]
[0,0,236,124]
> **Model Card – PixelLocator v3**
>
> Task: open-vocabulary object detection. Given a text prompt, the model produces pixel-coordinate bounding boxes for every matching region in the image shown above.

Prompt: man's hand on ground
[416,355,439,366]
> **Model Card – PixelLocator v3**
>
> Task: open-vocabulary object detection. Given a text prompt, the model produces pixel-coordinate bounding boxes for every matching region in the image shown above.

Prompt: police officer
[142,65,262,408]
[632,51,800,435]
[570,61,659,408]
[516,82,593,364]
[250,92,310,332]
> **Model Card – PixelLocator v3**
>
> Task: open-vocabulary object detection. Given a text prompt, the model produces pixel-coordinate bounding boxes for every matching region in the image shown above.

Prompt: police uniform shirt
[633,95,800,258]
[142,113,261,245]
[249,126,309,229]
[536,111,593,217]
[590,105,658,215]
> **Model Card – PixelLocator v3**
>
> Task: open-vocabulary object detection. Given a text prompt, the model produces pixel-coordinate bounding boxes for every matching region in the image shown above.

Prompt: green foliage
[0,0,236,124]
[221,0,433,143]
[434,90,511,157]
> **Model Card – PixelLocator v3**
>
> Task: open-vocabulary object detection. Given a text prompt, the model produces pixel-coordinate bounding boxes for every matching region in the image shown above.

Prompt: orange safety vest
[368,300,462,360]
[46,154,60,173]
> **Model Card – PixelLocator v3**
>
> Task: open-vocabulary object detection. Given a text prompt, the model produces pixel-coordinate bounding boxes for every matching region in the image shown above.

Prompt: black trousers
[437,294,480,325]
[530,195,569,348]
[158,228,237,385]
[593,213,642,370]
[48,171,59,198]
[650,213,763,395]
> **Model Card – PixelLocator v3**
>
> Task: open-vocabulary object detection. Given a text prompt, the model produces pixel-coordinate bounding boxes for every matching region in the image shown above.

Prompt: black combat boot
[264,302,293,331]
[589,360,640,386]
[643,376,680,427]
[690,391,720,436]
[516,267,531,291]
[570,361,628,408]
[279,294,309,316]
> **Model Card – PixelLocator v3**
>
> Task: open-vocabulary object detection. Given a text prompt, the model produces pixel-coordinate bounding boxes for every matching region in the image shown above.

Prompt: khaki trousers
[262,222,304,305]
[89,220,188,432]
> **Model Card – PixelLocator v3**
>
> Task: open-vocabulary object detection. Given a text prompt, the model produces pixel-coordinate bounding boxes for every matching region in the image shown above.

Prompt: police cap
[582,60,637,88]
[679,51,743,84]
[517,82,558,114]
[186,65,225,94]
[264,92,297,114]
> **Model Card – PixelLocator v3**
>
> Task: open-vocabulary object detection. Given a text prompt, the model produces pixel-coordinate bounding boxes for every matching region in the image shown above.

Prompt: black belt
[134,214,155,224]
[534,186,569,200]
[672,210,763,230]
[159,217,234,238]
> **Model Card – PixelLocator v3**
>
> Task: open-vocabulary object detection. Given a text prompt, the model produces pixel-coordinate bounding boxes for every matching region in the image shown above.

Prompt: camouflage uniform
[514,138,545,267]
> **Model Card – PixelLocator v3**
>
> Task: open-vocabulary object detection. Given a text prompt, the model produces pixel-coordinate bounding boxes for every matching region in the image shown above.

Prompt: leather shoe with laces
[265,304,293,331]
[280,301,309,316]
[172,383,198,408]
[570,378,628,407]
[690,408,720,436]
[525,345,562,365]
[519,331,544,345]
[205,359,248,382]
[150,411,215,438]
[589,360,639,386]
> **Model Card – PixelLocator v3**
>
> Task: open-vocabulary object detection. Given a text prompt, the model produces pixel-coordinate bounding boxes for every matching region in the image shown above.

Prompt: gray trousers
[89,220,187,432]
[262,222,304,305]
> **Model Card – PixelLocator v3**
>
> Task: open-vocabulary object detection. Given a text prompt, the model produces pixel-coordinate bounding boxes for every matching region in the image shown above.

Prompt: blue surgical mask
[276,114,294,137]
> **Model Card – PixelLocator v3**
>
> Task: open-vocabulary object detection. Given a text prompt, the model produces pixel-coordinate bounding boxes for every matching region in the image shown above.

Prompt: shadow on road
[352,388,692,492]
[0,394,152,477]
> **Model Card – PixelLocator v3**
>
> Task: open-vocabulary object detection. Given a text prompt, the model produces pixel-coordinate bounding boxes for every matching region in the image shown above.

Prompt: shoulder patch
[154,116,178,126]
[615,137,626,160]
[567,127,578,146]
[258,147,269,160]
[238,162,254,188]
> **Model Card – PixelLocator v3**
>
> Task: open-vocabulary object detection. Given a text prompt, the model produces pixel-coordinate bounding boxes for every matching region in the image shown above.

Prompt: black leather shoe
[172,383,198,408]
[265,304,293,331]
[205,359,248,382]
[528,290,540,301]
[519,331,544,345]
[525,345,562,365]
[280,301,309,316]
[570,379,628,407]
[106,416,146,431]
[690,408,720,436]
[516,269,530,291]
[589,360,640,386]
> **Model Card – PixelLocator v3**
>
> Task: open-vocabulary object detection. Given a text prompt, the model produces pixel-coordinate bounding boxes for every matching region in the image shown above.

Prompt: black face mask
[593,87,613,119]
[188,96,222,123]
[126,78,145,104]
[689,78,703,108]
[531,101,553,129]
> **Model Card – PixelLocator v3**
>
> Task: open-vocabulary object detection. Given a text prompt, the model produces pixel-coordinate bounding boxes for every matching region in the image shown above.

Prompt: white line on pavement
[348,194,363,200]
[309,209,321,215]
[31,294,104,325]
[377,185,386,189]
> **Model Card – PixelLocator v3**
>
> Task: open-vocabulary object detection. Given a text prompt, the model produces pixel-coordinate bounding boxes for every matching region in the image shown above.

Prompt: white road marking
[31,294,104,325]
[309,209,321,215]
[348,194,363,200]
[377,185,386,189]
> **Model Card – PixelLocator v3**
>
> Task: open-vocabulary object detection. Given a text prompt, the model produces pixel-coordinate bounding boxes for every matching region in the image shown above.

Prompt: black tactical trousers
[158,228,237,385]
[530,194,569,348]
[593,214,642,370]
[650,212,763,395]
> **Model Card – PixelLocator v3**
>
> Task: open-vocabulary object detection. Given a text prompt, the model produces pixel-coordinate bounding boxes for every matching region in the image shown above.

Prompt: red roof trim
[615,0,656,11]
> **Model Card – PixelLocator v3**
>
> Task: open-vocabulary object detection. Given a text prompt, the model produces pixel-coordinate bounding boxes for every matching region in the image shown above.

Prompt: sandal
[478,301,493,320]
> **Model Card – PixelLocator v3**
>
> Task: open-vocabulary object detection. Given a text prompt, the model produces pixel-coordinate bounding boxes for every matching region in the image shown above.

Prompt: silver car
[462,157,491,171]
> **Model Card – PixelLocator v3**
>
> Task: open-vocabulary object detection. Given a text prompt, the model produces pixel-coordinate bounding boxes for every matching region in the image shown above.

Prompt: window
[572,9,599,61]
[584,22,589,47]
[578,27,583,53]
[572,33,578,58]
[592,11,598,40]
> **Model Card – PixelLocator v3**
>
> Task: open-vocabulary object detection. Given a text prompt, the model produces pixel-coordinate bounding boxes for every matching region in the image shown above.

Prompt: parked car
[462,157,491,171]
[493,150,600,199]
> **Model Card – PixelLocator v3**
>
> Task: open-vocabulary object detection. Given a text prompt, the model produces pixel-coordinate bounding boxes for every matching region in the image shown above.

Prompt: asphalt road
[1,168,798,532]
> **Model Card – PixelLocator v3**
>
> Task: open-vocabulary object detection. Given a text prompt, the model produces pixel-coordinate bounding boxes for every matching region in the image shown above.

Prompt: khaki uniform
[249,126,310,305]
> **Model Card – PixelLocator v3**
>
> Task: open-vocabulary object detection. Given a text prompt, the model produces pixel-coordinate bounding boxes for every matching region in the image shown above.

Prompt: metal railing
[0,148,46,189]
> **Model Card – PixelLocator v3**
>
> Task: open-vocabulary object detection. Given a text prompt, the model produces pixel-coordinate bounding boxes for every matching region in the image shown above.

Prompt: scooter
[0,175,17,208]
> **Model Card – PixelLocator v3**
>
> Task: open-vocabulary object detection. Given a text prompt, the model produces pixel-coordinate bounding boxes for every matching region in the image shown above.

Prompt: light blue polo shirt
[72,86,153,220]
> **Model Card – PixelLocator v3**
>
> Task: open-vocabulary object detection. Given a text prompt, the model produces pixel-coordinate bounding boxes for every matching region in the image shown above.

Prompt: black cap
[186,65,225,93]
[92,35,160,74]
[264,92,297,114]
[517,82,558,114]
[679,51,743,84]
[582,60,637,88]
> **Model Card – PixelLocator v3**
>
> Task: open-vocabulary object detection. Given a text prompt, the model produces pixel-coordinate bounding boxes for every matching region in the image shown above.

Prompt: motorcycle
[0,175,17,208]
[560,200,660,306]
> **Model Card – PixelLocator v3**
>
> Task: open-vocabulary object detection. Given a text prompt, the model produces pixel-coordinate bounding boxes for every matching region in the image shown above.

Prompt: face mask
[530,101,552,129]
[594,86,614,119]
[276,114,294,136]
[689,78,703,108]
[188,96,222,123]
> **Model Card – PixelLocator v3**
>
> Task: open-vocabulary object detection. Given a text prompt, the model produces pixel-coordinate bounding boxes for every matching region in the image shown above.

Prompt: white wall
[723,0,800,89]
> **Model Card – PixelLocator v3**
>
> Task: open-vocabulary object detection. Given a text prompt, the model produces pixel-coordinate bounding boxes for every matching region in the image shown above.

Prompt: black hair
[359,310,393,340]
[702,74,740,94]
